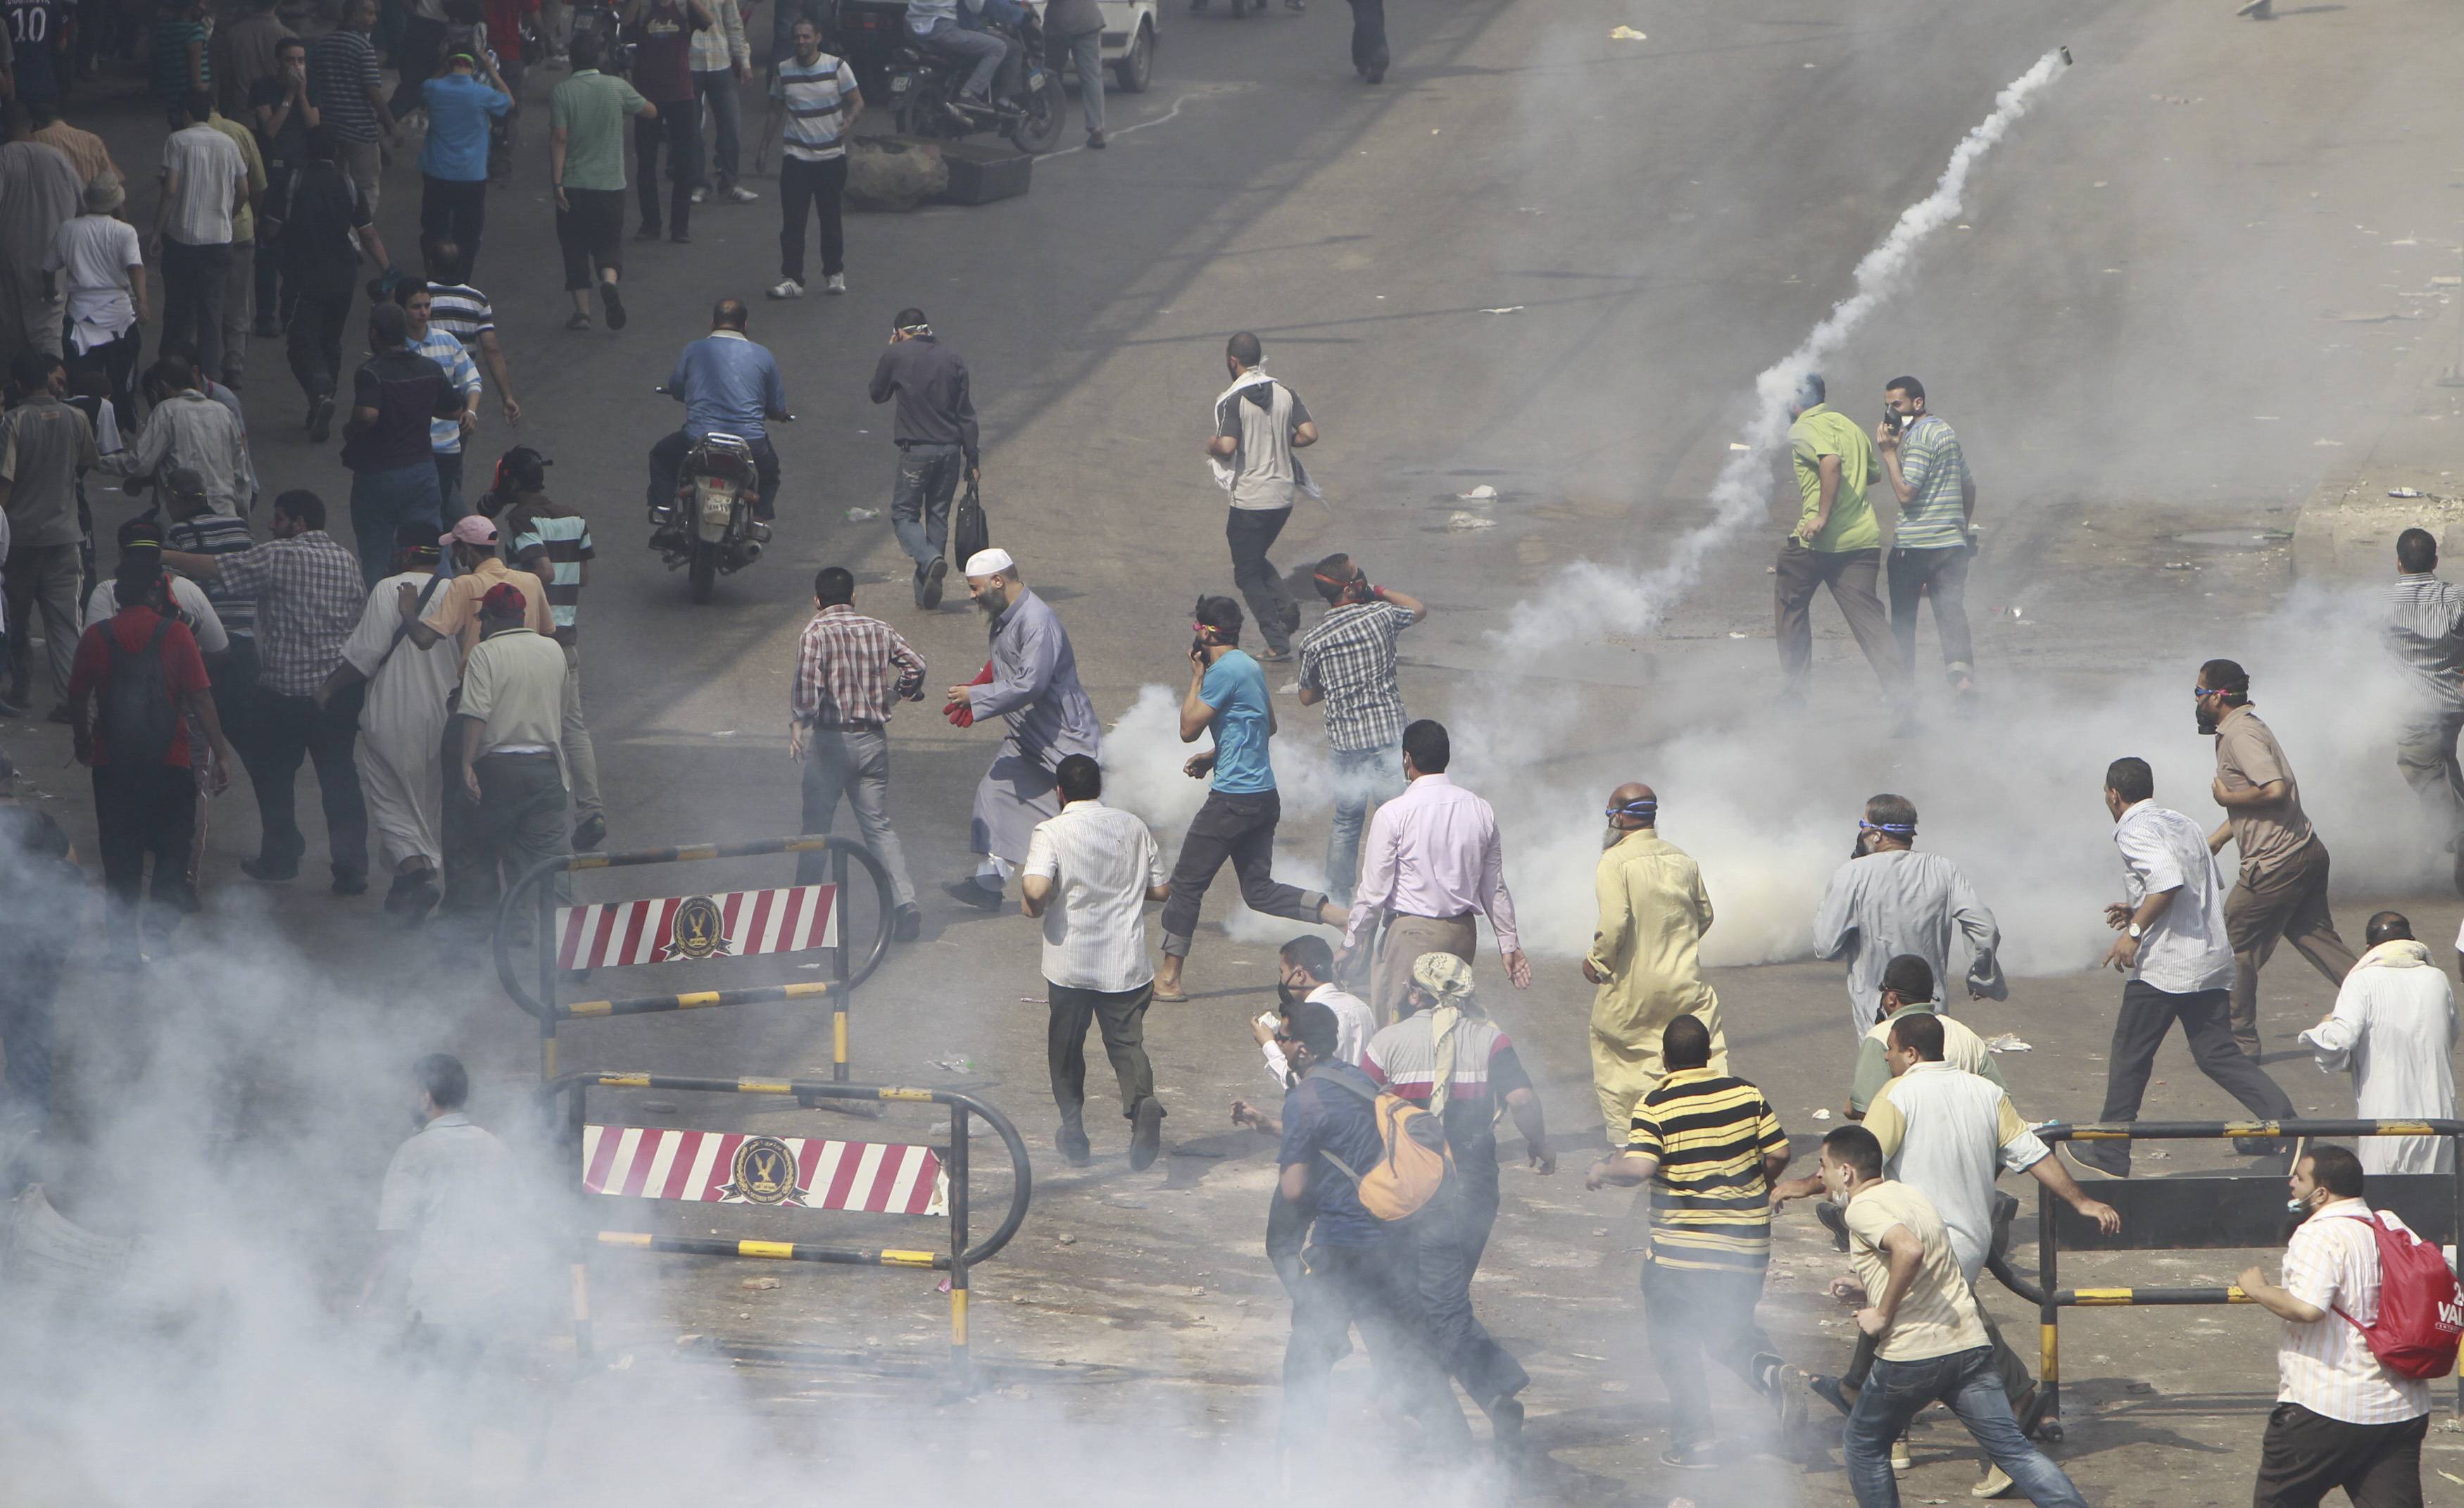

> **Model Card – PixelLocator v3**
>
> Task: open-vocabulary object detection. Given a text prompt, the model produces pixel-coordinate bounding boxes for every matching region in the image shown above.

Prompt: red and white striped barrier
[555,884,839,972]
[582,1124,948,1216]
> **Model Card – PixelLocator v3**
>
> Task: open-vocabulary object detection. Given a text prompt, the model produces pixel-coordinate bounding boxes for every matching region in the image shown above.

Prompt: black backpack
[97,617,177,767]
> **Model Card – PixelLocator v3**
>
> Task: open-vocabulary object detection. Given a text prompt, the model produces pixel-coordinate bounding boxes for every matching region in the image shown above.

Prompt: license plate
[1026,68,1047,88]
[890,73,912,91]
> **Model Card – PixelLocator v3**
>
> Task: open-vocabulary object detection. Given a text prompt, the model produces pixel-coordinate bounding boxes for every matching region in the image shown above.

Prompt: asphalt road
[15,0,2464,1500]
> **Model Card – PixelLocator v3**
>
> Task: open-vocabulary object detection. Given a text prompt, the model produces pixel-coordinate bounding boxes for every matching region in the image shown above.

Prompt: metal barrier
[2018,1119,2464,1438]
[495,835,894,1079]
[539,1070,1033,1387]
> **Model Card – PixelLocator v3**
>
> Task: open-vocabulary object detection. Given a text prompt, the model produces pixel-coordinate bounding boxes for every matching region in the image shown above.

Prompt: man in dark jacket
[867,306,977,610]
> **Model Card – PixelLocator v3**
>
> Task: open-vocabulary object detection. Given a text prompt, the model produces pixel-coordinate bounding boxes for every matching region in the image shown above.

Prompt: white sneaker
[725,184,760,203]
[766,278,805,300]
[824,273,847,295]
[689,186,708,204]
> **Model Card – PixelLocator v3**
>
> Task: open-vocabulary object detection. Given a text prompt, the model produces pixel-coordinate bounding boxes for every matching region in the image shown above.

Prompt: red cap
[479,583,529,619]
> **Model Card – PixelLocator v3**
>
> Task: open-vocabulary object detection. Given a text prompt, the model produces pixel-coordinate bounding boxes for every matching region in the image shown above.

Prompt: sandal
[1150,985,1190,1003]
[565,311,593,331]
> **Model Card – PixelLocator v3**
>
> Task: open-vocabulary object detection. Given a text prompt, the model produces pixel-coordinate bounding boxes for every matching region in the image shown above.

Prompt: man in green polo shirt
[1777,372,1914,732]
[547,32,658,332]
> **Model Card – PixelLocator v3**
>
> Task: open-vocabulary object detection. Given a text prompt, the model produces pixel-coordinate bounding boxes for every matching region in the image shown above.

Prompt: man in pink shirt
[1339,718,1530,1021]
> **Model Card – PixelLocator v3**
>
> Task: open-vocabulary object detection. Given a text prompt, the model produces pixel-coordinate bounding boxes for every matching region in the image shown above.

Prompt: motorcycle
[874,6,1066,155]
[648,421,777,603]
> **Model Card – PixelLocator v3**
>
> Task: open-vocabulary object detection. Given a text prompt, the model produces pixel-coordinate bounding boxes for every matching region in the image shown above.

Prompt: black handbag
[952,477,990,567]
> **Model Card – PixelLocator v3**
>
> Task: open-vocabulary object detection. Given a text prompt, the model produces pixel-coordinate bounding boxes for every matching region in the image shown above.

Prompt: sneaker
[891,903,922,941]
[1770,1364,1814,1441]
[1488,1395,1525,1465]
[635,224,661,241]
[1974,1467,2016,1500]
[0,690,27,717]
[241,857,298,884]
[1055,1124,1092,1167]
[1086,129,1106,149]
[824,272,846,295]
[669,230,691,244]
[602,284,628,330]
[332,871,370,897]
[725,184,760,203]
[2235,0,2272,14]
[1128,1096,1164,1170]
[689,185,708,203]
[308,394,335,441]
[1815,1198,1850,1251]
[912,561,930,608]
[1892,1439,1912,1475]
[565,310,594,331]
[942,876,1003,912]
[920,555,947,609]
[767,277,805,300]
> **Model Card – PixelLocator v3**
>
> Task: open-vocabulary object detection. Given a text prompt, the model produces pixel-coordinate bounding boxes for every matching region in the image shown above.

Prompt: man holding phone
[1877,375,1978,706]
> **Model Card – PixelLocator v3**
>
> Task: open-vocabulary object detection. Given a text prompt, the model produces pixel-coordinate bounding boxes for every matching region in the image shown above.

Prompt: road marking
[1043,89,1203,159]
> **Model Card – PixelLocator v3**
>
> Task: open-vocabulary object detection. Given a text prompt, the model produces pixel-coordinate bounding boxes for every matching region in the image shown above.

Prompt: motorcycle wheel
[1009,70,1066,153]
[689,539,719,603]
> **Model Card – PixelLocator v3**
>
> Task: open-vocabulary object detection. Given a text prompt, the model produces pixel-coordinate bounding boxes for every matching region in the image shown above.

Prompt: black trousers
[635,99,704,236]
[287,275,354,403]
[1225,505,1300,655]
[159,239,232,382]
[1281,1238,1464,1450]
[1887,543,1975,680]
[650,429,781,520]
[1345,0,1388,76]
[1643,1257,1779,1448]
[208,633,265,791]
[2083,979,2297,1175]
[2254,1404,2425,1508]
[1419,1190,1528,1416]
[388,13,447,113]
[63,323,141,430]
[1046,981,1156,1129]
[779,154,848,284]
[92,762,196,953]
[1157,788,1325,953]
[556,187,626,290]
[250,687,369,881]
[420,176,489,272]
[254,165,292,328]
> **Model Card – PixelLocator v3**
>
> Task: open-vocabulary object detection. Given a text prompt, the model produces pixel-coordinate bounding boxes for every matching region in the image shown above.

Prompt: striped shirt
[1627,1068,1787,1273]
[2275,1200,2434,1424]
[772,52,860,161]
[790,604,925,728]
[508,508,593,641]
[1892,413,1971,550]
[1022,800,1165,993]
[306,27,383,144]
[425,282,496,347]
[165,512,260,639]
[2385,573,2464,715]
[1296,600,1415,753]
[1362,1009,1532,1204]
[413,325,482,455]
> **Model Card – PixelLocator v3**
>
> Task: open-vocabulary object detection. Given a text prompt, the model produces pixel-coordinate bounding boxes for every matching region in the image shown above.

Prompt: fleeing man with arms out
[2199,658,2359,1058]
[1814,793,2005,1038]
[1590,1014,1810,1470]
[788,565,924,939]
[1151,596,1345,1004]
[1876,375,1978,706]
[2239,1146,2435,1508]
[870,308,976,609]
[2382,528,2464,895]
[2300,912,2457,1177]
[1294,551,1425,907]
[1799,1125,2092,1508]
[1207,332,1317,662]
[1778,372,1916,735]
[2082,755,2299,1178]
[1022,754,1169,1170]
[1585,781,1728,1145]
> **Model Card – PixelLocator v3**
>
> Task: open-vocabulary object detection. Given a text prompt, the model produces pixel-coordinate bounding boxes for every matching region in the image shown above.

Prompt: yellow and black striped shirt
[1628,1068,1787,1273]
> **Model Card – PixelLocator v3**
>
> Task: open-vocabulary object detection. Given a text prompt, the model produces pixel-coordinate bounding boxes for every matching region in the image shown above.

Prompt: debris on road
[1458,484,1500,500]
[2389,487,2426,498]
[1479,307,1525,315]
[1985,1033,2034,1053]
[741,1276,781,1291]
[846,507,881,521]
[1446,512,1498,532]
[1608,25,1645,39]
[1811,1108,1832,1121]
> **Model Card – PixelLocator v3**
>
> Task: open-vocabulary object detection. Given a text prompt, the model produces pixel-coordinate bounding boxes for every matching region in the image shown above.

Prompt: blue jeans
[349,461,445,588]
[436,449,467,522]
[696,69,744,189]
[891,442,964,570]
[1326,742,1403,907]
[1844,1347,2087,1508]
[919,18,1007,100]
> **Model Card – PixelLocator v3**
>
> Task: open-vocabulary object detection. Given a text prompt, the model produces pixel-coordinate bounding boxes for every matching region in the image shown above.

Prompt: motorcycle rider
[905,0,1008,115]
[650,298,788,532]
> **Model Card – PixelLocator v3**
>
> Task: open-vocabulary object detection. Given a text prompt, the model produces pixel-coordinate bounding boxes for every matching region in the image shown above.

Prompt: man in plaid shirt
[1296,552,1427,907]
[789,566,926,939]
[163,488,370,893]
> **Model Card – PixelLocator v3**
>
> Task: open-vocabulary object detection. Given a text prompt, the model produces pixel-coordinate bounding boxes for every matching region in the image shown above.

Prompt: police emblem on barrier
[717,1135,806,1206]
[655,894,734,962]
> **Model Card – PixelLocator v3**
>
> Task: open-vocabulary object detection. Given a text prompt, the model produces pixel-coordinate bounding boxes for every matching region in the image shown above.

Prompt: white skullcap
[964,548,1016,578]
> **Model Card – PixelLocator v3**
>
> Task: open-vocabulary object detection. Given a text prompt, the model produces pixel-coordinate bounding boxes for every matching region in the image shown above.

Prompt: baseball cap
[479,582,529,618]
[441,515,498,546]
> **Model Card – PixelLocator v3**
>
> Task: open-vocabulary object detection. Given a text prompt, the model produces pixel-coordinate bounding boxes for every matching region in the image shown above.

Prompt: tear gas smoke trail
[1497,47,2072,660]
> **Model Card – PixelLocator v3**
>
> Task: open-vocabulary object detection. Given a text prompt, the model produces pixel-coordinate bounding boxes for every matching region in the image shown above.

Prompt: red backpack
[2332,1211,2464,1381]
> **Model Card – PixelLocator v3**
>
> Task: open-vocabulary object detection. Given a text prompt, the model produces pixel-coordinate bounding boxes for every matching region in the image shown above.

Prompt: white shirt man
[2304,925,2458,1176]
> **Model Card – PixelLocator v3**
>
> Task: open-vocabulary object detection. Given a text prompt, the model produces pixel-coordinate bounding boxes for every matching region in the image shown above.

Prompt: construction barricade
[541,1069,1033,1386]
[2013,1118,2464,1437]
[495,835,893,1079]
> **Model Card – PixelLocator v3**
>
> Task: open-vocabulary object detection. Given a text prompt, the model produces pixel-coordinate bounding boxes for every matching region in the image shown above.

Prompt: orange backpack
[1319,1073,1457,1225]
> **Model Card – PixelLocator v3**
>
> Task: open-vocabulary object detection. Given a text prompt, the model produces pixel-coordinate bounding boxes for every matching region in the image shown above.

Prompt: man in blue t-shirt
[1152,596,1345,1002]
[417,51,511,275]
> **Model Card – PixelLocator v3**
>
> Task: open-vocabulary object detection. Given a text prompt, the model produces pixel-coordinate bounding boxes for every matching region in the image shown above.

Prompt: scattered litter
[2389,487,2426,498]
[1728,632,1749,639]
[1591,1229,1609,1238]
[1456,484,1499,501]
[2436,276,2463,287]
[2254,415,2282,421]
[846,506,881,521]
[1607,24,1645,38]
[938,1276,953,1294]
[1985,1033,2032,1053]
[644,1100,678,1113]
[710,729,737,737]
[2161,562,2195,571]
[2438,1469,2464,1487]
[932,1055,976,1073]
[611,1353,634,1370]
[1056,1233,1076,1245]
[1446,512,1497,532]
[741,1276,781,1291]
[2092,181,2108,189]
[2314,439,2346,447]
[1811,1108,1833,1121]
[1728,441,1750,451]
[1478,306,1525,315]
[2144,1150,2169,1161]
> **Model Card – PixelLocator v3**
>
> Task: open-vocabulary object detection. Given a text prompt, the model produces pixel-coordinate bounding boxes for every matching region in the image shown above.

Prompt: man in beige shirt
[2199,658,2358,1059]
[1809,1124,2091,1508]
[441,583,570,937]
[403,514,551,663]
[1583,782,1727,1144]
